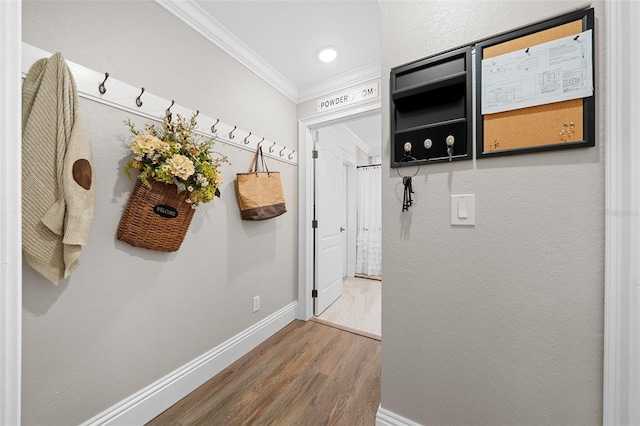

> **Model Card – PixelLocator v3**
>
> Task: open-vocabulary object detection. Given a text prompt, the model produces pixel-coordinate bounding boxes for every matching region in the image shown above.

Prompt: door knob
[340,227,345,232]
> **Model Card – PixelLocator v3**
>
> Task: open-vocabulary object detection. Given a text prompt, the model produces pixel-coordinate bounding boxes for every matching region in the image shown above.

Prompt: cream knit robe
[22,52,96,285]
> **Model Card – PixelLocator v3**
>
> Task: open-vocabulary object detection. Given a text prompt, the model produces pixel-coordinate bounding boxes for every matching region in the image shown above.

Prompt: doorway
[297,102,382,338]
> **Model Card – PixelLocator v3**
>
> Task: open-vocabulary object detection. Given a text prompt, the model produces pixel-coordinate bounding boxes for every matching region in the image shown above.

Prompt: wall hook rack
[20,42,298,168]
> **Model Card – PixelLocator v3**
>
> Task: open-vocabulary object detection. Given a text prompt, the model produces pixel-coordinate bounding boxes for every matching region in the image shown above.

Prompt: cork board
[476,9,595,156]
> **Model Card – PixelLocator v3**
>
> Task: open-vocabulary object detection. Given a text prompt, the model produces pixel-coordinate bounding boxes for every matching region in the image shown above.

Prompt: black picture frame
[475,7,595,158]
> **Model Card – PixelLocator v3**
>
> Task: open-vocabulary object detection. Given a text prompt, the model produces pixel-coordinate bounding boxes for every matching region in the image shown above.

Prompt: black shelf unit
[390,46,473,167]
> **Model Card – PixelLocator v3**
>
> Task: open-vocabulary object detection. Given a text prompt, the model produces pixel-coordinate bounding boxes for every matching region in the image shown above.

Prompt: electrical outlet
[253,295,260,313]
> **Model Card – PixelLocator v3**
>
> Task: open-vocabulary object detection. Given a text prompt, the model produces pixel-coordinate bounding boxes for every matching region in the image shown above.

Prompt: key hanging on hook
[446,135,455,162]
[402,176,414,212]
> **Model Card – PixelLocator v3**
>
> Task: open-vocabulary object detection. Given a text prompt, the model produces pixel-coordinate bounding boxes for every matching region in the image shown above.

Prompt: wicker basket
[117,179,195,252]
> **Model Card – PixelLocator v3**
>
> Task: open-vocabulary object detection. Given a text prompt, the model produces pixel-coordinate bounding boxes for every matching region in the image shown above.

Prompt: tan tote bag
[235,145,287,220]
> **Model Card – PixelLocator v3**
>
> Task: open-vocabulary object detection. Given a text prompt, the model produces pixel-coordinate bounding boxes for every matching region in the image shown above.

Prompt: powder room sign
[317,81,380,113]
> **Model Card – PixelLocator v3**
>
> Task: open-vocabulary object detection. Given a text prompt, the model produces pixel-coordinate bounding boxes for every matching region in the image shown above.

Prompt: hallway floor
[146,320,381,425]
[315,276,381,339]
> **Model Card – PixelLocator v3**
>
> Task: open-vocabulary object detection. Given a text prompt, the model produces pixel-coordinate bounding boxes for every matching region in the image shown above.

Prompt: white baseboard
[376,405,423,426]
[81,301,299,426]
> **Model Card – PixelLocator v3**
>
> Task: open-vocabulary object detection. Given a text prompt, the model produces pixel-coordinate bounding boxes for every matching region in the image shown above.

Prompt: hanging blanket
[22,52,95,285]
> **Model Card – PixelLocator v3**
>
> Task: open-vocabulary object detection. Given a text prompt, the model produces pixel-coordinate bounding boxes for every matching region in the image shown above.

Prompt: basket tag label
[153,204,179,218]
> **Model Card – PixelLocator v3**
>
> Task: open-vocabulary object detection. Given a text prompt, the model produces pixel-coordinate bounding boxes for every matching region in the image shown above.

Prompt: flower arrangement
[123,113,229,208]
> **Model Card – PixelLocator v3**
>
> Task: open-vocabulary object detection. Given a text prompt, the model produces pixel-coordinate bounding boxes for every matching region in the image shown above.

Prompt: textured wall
[380,1,605,424]
[22,1,297,425]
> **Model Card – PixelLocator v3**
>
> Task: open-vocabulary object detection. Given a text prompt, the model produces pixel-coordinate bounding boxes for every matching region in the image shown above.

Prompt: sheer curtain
[355,165,382,277]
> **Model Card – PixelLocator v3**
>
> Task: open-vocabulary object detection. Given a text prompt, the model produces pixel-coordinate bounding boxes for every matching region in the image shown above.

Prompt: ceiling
[157,0,382,156]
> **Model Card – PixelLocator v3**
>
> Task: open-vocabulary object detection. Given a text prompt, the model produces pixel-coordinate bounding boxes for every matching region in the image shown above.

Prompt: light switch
[451,194,475,226]
[458,201,468,219]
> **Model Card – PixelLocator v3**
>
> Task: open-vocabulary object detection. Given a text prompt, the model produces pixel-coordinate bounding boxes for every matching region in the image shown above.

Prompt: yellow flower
[168,154,195,180]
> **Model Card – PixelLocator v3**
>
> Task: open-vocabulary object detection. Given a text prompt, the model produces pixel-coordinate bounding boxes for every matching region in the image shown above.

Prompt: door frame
[297,101,381,321]
[0,1,22,425]
[603,1,640,424]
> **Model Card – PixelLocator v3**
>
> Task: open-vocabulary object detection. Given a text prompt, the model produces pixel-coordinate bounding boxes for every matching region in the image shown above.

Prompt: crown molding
[155,0,299,102]
[297,61,381,103]
[155,0,380,105]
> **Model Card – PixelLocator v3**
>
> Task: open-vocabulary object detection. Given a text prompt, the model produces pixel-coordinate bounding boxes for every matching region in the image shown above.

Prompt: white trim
[81,301,298,426]
[0,1,22,425]
[297,101,381,321]
[604,1,640,425]
[376,406,422,426]
[154,0,299,102]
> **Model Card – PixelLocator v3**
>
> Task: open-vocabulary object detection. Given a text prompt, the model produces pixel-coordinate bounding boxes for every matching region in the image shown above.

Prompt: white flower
[187,186,194,192]
[131,134,162,156]
[196,173,209,187]
[167,154,195,180]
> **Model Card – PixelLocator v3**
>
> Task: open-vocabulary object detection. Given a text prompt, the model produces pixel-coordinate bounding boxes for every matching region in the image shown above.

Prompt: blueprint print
[481,29,593,115]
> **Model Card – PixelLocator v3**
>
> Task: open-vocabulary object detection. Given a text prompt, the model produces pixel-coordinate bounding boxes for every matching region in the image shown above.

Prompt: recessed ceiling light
[318,47,338,63]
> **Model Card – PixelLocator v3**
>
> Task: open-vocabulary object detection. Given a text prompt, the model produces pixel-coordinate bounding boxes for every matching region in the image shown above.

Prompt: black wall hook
[211,119,219,134]
[98,72,109,94]
[269,142,276,153]
[244,132,252,144]
[194,110,199,118]
[135,87,145,107]
[229,126,236,139]
[288,150,295,160]
[166,100,175,120]
[279,146,286,156]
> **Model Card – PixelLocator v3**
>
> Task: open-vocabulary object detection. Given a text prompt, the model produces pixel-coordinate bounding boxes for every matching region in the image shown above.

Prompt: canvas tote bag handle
[248,145,270,175]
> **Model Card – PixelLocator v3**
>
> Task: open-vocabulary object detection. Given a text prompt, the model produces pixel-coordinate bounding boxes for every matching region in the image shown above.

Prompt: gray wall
[380,1,605,425]
[22,1,297,425]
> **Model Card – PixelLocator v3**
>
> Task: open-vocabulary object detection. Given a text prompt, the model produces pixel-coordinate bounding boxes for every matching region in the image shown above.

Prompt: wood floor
[146,320,381,426]
[315,277,381,339]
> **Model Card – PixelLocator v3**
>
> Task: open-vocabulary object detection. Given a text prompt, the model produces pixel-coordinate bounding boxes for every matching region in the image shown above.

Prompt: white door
[314,132,345,315]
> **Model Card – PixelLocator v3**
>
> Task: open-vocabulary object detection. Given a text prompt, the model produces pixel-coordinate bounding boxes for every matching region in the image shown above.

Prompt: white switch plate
[451,194,475,226]
[253,295,260,312]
